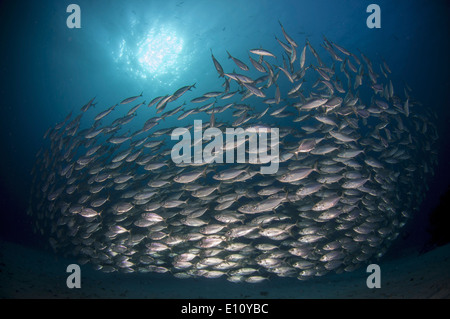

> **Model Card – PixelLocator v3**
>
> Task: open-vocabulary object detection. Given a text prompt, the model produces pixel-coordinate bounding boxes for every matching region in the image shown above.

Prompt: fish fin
[313,161,319,172]
[286,228,294,238]
[283,190,291,203]
[202,166,208,177]
[215,183,222,194]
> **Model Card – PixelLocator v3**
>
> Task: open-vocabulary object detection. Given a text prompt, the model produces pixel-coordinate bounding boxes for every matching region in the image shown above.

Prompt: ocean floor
[0,239,449,299]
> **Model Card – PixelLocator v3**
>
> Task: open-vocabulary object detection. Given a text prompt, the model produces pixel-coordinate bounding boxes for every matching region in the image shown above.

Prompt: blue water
[0,0,449,263]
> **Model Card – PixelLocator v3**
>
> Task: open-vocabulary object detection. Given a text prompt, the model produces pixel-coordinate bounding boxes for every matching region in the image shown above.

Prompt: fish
[127,101,146,116]
[81,97,97,112]
[278,20,298,48]
[250,48,276,58]
[299,45,307,69]
[224,73,254,84]
[120,92,143,105]
[29,22,439,284]
[170,83,196,102]
[332,41,350,56]
[210,49,224,77]
[94,104,116,121]
[148,96,165,108]
[275,36,292,55]
[242,82,266,98]
[238,196,286,214]
[312,195,341,211]
[277,164,317,183]
[278,66,294,83]
[174,168,208,184]
[226,51,249,71]
[299,98,328,111]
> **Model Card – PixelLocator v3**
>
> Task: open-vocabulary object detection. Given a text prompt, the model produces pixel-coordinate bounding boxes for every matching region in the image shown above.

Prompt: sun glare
[137,28,183,76]
[115,26,185,85]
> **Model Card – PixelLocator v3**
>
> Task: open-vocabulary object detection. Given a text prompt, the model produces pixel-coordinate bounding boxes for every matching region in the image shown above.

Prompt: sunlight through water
[115,26,187,86]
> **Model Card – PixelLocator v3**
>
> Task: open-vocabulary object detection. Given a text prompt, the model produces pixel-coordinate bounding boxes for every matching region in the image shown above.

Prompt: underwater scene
[0,0,449,301]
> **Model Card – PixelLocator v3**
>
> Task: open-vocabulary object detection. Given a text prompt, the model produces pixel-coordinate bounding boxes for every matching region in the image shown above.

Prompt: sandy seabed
[0,239,449,299]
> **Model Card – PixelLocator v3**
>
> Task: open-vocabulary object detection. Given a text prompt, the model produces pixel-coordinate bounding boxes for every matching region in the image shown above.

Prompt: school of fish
[28,22,439,283]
